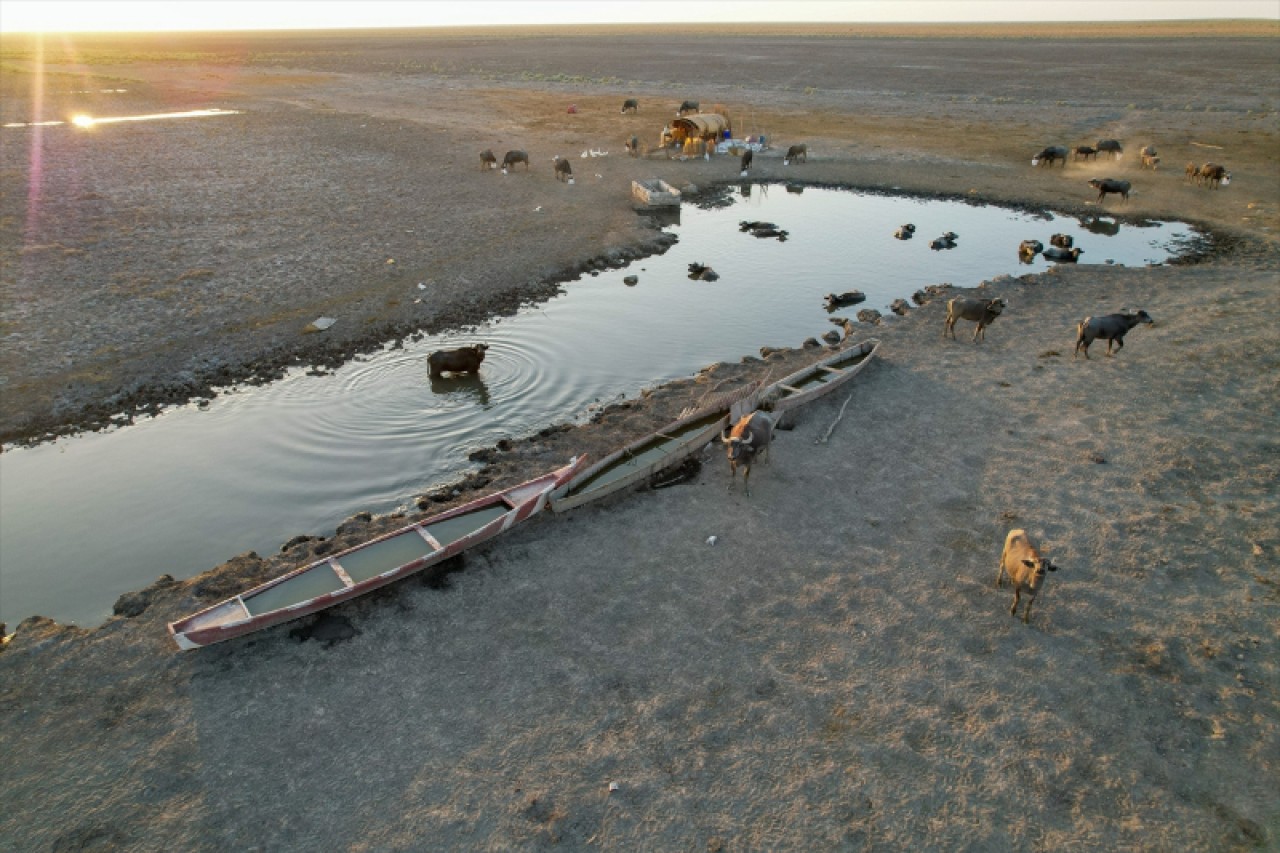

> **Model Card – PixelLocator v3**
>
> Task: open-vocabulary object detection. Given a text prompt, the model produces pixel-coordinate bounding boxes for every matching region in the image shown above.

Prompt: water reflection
[0,186,1203,627]
[429,375,493,409]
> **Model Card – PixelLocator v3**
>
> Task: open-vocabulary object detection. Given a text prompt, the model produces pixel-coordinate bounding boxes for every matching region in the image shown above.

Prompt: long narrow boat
[763,337,881,416]
[548,409,729,513]
[168,456,587,650]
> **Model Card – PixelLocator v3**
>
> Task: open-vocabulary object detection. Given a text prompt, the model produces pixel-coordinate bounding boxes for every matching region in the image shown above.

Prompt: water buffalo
[1088,178,1130,203]
[677,100,700,115]
[997,529,1060,625]
[1032,146,1068,167]
[479,149,497,171]
[1096,139,1124,160]
[1043,246,1084,262]
[1198,163,1231,188]
[428,344,489,377]
[740,149,753,172]
[1140,145,1160,170]
[502,150,530,171]
[721,411,775,497]
[621,98,638,113]
[894,223,916,240]
[554,156,573,182]
[1018,239,1043,261]
[1072,145,1098,162]
[784,144,807,163]
[1074,310,1153,358]
[944,296,1007,342]
[1050,233,1074,249]
[824,291,866,310]
[930,231,959,251]
[625,135,641,157]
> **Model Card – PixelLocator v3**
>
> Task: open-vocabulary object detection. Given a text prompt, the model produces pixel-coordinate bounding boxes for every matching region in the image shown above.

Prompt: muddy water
[0,187,1201,627]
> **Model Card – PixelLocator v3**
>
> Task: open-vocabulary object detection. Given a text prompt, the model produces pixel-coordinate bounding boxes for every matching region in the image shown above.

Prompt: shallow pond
[0,186,1202,627]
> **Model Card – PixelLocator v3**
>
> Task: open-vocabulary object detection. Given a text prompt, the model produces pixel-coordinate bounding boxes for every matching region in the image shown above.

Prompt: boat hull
[548,410,728,513]
[167,456,587,650]
[763,338,880,415]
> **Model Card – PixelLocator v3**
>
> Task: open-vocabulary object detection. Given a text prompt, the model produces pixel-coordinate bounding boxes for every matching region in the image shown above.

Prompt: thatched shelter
[670,113,732,145]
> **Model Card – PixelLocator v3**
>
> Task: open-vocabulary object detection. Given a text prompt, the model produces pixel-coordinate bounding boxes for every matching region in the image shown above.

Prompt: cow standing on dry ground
[1140,145,1160,170]
[721,411,774,497]
[1197,163,1231,188]
[784,144,807,163]
[428,344,489,377]
[943,296,1006,342]
[479,149,497,171]
[677,99,699,115]
[1089,178,1130,203]
[1033,146,1068,167]
[501,150,530,171]
[621,98,638,113]
[996,529,1059,624]
[1072,145,1097,162]
[1074,310,1154,358]
[553,156,573,182]
[1096,138,1124,159]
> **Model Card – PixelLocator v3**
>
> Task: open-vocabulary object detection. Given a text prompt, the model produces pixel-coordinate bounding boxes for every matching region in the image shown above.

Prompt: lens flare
[71,114,96,128]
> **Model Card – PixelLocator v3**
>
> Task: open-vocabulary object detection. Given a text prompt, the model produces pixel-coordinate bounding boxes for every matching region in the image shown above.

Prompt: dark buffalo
[720,411,775,497]
[1032,146,1068,167]
[1018,239,1044,261]
[479,149,497,171]
[1088,178,1131,203]
[1043,246,1084,262]
[1072,145,1098,161]
[824,291,866,310]
[554,157,573,182]
[1096,139,1124,159]
[625,135,641,157]
[428,344,489,377]
[677,100,700,115]
[501,150,530,171]
[1075,310,1153,359]
[740,149,753,172]
[621,98,638,113]
[1049,233,1073,249]
[894,223,916,240]
[784,144,807,163]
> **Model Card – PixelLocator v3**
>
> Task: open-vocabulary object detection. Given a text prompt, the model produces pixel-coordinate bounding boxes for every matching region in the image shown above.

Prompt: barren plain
[0,22,1277,851]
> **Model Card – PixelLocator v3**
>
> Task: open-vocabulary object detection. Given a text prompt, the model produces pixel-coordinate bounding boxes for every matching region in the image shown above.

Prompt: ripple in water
[0,187,1204,626]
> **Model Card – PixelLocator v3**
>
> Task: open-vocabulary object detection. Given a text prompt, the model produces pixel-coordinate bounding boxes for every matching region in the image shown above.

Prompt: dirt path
[1,24,1277,851]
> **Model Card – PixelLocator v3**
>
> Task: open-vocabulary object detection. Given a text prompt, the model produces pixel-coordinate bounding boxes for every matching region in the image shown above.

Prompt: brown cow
[479,149,497,171]
[784,144,807,163]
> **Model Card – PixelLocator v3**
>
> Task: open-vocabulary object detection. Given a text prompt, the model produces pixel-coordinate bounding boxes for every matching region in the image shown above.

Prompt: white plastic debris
[534,206,543,212]
[305,317,337,332]
[706,535,718,546]
[417,283,426,290]
[608,782,619,792]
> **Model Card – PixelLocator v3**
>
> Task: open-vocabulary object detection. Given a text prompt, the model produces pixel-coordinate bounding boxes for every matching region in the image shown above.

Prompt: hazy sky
[2,0,1277,33]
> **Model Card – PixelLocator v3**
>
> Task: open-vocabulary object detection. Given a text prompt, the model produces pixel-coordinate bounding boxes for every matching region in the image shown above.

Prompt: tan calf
[996,529,1059,624]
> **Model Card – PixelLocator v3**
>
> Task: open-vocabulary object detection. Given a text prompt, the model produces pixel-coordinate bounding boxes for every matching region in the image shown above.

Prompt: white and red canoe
[167,456,587,650]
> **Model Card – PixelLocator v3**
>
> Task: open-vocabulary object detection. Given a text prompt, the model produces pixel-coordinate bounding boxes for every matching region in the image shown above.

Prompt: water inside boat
[245,565,346,616]
[423,504,509,546]
[565,412,725,499]
[334,529,437,583]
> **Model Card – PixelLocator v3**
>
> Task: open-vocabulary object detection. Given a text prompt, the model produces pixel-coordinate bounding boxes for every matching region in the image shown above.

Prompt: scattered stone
[112,574,177,618]
[856,308,883,325]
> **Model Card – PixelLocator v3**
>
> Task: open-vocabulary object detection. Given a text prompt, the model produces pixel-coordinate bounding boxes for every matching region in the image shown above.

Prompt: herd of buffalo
[445,110,1233,623]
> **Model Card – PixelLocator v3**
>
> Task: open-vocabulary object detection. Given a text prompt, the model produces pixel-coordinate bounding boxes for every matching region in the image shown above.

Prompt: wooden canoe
[762,338,880,416]
[167,456,588,650]
[548,410,729,513]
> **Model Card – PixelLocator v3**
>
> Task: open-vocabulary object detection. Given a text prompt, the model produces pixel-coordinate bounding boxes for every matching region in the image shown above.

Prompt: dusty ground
[1,22,1277,851]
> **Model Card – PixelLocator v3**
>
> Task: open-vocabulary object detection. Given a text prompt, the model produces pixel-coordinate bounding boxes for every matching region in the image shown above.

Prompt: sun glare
[71,114,96,128]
